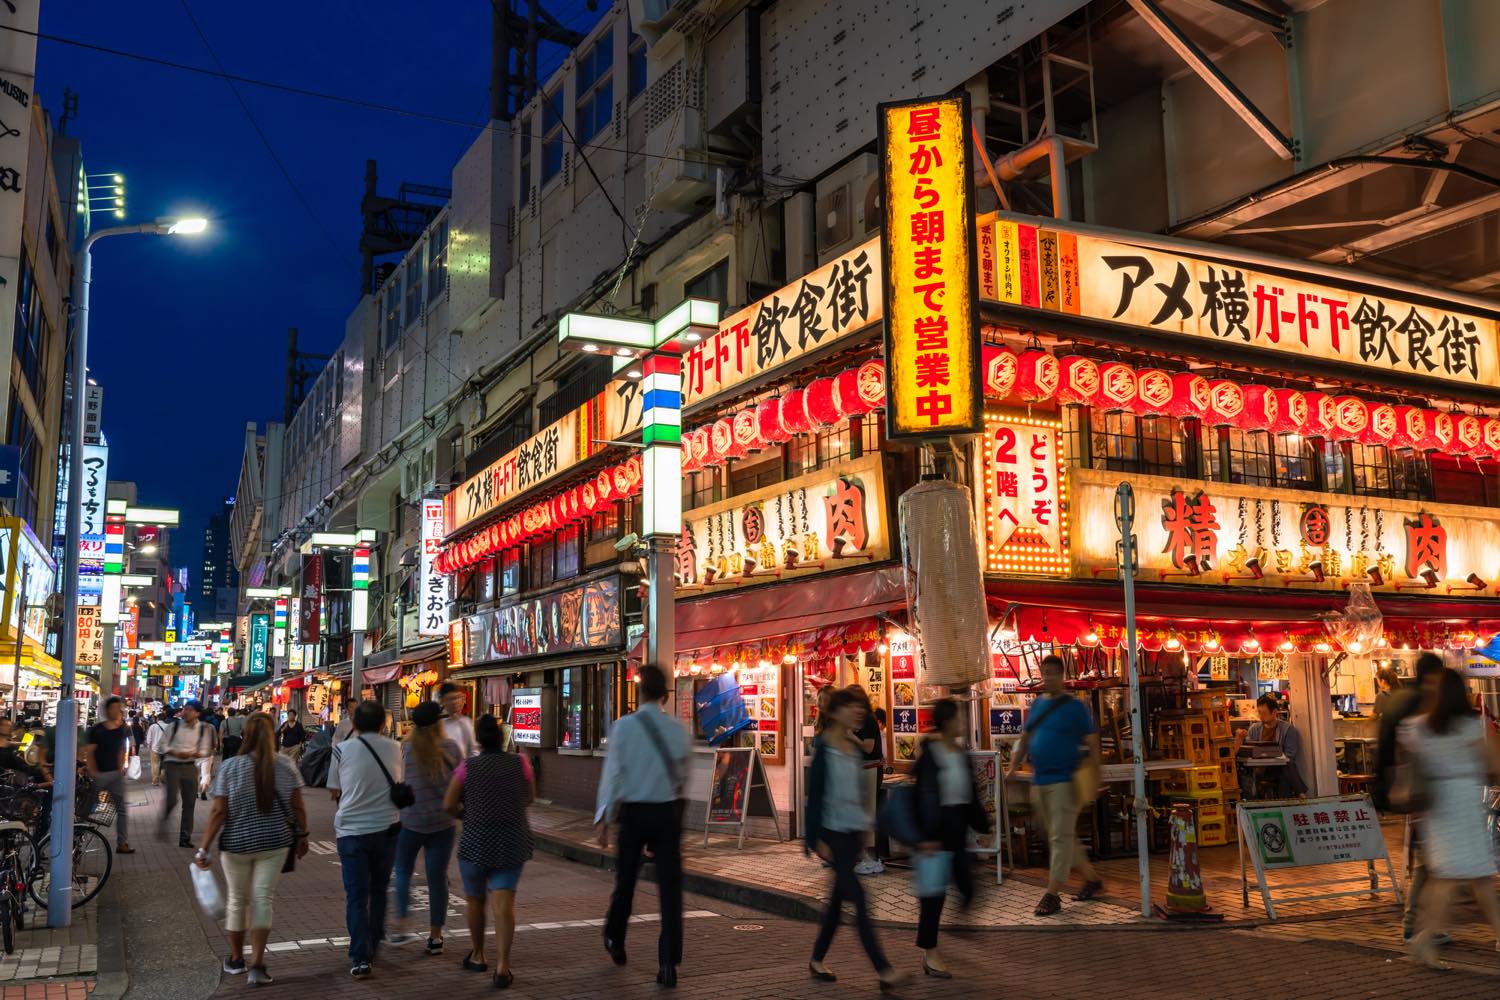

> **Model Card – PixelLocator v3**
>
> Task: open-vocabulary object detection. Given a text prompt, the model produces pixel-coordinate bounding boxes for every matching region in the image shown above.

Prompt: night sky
[36,1,600,592]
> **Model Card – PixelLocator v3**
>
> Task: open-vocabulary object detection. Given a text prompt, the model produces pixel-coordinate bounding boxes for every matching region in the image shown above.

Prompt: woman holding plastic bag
[909,698,990,980]
[194,713,309,986]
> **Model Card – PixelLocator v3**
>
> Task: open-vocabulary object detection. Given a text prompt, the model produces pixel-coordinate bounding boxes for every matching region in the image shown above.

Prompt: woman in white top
[910,698,990,978]
[1399,667,1500,969]
[804,688,909,992]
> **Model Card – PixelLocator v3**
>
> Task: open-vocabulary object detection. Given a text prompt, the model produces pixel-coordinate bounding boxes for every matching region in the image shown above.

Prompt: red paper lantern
[612,464,632,495]
[983,345,1019,398]
[806,376,844,427]
[855,359,886,411]
[712,417,743,459]
[1057,356,1100,406]
[1206,380,1246,427]
[834,369,867,416]
[1272,389,1308,435]
[679,429,701,473]
[596,469,614,502]
[581,481,599,512]
[1241,385,1279,431]
[1430,410,1456,452]
[1300,392,1335,438]
[1016,351,1058,403]
[1392,405,1424,450]
[1361,403,1397,446]
[733,408,765,454]
[1327,396,1369,441]
[1482,417,1500,458]
[626,456,643,491]
[1133,368,1173,415]
[1095,362,1137,412]
[1168,372,1209,420]
[1456,414,1484,454]
[758,397,790,443]
[780,388,812,435]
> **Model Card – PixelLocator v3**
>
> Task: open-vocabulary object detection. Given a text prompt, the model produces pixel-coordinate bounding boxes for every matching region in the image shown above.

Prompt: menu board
[737,662,782,763]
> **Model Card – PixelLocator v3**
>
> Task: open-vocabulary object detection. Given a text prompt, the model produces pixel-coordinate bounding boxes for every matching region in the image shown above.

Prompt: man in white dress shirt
[594,666,691,988]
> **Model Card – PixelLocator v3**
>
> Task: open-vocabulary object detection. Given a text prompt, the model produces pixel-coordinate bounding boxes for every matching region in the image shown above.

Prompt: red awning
[359,663,405,685]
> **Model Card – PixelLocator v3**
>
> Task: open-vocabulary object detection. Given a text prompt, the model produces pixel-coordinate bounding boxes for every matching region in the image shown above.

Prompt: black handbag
[272,790,304,873]
[358,736,415,809]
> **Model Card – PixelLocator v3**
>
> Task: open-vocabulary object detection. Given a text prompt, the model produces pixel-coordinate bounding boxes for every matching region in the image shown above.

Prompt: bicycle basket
[75,789,114,827]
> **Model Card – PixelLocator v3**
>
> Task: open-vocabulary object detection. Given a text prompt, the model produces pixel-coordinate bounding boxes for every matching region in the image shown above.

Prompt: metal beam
[1126,0,1295,160]
[1200,0,1288,33]
[1308,189,1500,263]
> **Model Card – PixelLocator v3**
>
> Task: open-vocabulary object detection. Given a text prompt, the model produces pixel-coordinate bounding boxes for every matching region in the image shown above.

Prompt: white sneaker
[867,858,886,874]
[853,859,879,875]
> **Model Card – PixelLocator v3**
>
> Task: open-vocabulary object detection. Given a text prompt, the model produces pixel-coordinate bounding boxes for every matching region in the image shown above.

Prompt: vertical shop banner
[76,605,103,666]
[879,93,982,439]
[272,597,288,657]
[978,411,1067,575]
[0,2,38,425]
[418,497,449,637]
[248,612,270,675]
[298,554,322,643]
[82,384,104,445]
[78,445,109,605]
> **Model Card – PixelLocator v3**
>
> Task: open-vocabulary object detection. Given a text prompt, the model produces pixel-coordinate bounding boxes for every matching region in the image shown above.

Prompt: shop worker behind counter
[594,665,690,989]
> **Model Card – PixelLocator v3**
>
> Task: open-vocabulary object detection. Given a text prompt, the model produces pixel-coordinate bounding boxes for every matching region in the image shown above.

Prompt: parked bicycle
[27,776,112,911]
[0,819,37,953]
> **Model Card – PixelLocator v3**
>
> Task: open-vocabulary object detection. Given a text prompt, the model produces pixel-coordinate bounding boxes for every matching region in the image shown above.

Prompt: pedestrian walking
[1373,652,1447,942]
[388,701,459,955]
[848,684,885,875]
[804,687,909,992]
[146,710,173,786]
[222,707,246,759]
[160,702,214,847]
[328,700,403,980]
[439,683,478,758]
[910,698,989,978]
[1398,667,1500,969]
[128,713,147,767]
[83,696,134,855]
[278,710,307,765]
[594,665,689,988]
[443,714,533,989]
[333,699,360,744]
[194,713,309,986]
[1005,654,1104,916]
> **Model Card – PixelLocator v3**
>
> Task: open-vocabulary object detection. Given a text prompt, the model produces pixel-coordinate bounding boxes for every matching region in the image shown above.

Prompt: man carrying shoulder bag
[593,666,691,988]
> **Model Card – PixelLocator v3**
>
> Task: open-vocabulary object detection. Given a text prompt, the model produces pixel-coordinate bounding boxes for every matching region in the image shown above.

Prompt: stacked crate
[1155,709,1231,846]
[1189,691,1240,806]
[1155,712,1213,765]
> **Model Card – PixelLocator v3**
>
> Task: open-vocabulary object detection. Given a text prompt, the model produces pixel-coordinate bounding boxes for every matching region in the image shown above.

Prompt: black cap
[412,701,442,728]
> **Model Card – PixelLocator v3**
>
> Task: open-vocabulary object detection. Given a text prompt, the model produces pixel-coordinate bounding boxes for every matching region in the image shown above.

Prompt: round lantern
[733,408,766,454]
[1241,384,1279,431]
[1015,351,1059,403]
[581,481,599,513]
[712,416,744,459]
[1133,368,1173,415]
[1392,405,1424,451]
[1057,355,1100,406]
[613,463,632,495]
[1429,410,1456,452]
[834,368,868,416]
[1273,388,1308,435]
[806,376,844,427]
[679,429,702,473]
[984,345,1019,398]
[1299,392,1334,439]
[1359,402,1397,447]
[758,397,790,443]
[1095,361,1137,412]
[1482,417,1500,458]
[1456,414,1483,454]
[1205,379,1246,427]
[780,388,812,435]
[854,359,886,411]
[626,455,643,491]
[1168,371,1209,420]
[596,469,615,503]
[1328,396,1369,441]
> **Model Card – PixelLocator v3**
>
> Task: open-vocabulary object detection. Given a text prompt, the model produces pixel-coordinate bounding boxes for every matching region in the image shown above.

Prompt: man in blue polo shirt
[1007,654,1103,916]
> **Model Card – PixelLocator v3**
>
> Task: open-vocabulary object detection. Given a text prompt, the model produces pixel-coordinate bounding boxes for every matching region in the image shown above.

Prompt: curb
[534,831,1402,934]
[91,877,129,1000]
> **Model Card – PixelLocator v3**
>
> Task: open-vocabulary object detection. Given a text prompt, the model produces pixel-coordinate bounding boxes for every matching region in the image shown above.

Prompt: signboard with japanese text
[977,411,1066,576]
[456,576,622,667]
[681,240,883,411]
[76,605,103,666]
[0,518,53,645]
[511,688,549,747]
[984,215,1500,390]
[78,445,109,606]
[737,661,782,763]
[248,612,270,675]
[83,384,104,446]
[0,2,39,430]
[880,94,982,438]
[418,497,448,637]
[1070,467,1500,597]
[1241,795,1385,870]
[675,455,889,593]
[298,554,321,644]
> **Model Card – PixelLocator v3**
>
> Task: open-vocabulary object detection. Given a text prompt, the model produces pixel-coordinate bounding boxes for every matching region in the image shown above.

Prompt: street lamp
[50,215,208,925]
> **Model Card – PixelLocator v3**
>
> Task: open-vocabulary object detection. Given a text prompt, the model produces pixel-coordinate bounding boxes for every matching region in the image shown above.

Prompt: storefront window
[1222,428,1275,486]
[1349,443,1430,500]
[1079,408,1193,477]
[478,558,498,604]
[729,447,783,496]
[684,467,719,510]
[1323,440,1349,492]
[559,665,605,749]
[501,548,522,597]
[529,537,555,591]
[1272,433,1320,490]
[555,524,581,582]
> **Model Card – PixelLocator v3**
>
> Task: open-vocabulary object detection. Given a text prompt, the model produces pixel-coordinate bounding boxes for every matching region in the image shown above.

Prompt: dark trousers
[337,827,400,964]
[916,806,974,950]
[811,830,889,971]
[161,762,199,839]
[605,801,683,969]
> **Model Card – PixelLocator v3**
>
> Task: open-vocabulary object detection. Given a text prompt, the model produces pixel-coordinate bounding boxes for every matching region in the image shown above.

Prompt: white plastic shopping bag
[912,850,953,899]
[126,756,141,781]
[190,862,226,921]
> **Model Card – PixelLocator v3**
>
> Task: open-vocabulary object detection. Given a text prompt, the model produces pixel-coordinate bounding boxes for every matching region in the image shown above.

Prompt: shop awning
[235,677,274,696]
[449,647,626,681]
[671,565,907,652]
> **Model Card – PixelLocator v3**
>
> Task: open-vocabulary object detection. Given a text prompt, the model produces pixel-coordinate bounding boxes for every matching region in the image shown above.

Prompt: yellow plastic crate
[1162,765,1221,796]
[1199,817,1229,847]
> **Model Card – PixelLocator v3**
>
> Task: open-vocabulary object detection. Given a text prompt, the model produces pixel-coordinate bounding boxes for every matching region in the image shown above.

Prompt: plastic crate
[1162,765,1221,796]
[1212,739,1236,762]
[1157,715,1215,765]
[1199,817,1230,847]
[1183,791,1224,812]
[1219,757,1239,789]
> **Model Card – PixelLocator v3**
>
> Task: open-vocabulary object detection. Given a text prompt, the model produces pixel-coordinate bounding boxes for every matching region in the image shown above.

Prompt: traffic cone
[1165,801,1209,912]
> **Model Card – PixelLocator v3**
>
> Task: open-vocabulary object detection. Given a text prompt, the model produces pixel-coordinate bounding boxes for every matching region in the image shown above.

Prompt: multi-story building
[200,497,239,617]
[244,1,1500,831]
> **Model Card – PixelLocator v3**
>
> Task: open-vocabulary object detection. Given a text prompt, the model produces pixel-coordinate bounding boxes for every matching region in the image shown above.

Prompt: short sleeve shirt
[1026,695,1097,786]
[210,754,304,854]
[86,723,129,774]
[328,735,404,838]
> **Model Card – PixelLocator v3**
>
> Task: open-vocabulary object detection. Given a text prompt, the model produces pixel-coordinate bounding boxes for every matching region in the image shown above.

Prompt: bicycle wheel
[28,826,112,910]
[1,894,13,954]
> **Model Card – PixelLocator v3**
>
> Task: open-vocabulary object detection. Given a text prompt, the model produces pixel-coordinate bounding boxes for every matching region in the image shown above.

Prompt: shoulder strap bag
[357,736,415,809]
[272,785,306,873]
[635,710,687,827]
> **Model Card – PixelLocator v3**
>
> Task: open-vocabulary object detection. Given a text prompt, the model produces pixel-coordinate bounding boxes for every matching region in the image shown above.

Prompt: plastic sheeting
[898,479,989,688]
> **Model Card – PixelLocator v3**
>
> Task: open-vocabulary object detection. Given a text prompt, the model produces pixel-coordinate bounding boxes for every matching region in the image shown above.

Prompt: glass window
[628,33,647,100]
[1221,429,1275,486]
[1350,443,1430,500]
[528,537,555,591]
[403,252,423,327]
[684,467,719,511]
[576,37,614,143]
[383,286,400,350]
[555,524,581,581]
[517,116,532,208]
[501,548,522,596]
[427,218,448,297]
[1084,409,1192,477]
[1271,433,1320,490]
[685,259,730,312]
[541,90,564,184]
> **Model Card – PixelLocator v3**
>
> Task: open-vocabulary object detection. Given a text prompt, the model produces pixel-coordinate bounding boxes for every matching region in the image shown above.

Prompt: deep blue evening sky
[36,1,599,592]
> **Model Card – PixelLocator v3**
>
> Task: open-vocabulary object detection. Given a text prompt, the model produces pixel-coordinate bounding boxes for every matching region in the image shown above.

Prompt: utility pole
[10,562,27,722]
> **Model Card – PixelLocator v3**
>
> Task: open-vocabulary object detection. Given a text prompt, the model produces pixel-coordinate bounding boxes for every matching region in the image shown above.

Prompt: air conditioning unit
[628,0,702,44]
[815,153,878,264]
[643,60,712,213]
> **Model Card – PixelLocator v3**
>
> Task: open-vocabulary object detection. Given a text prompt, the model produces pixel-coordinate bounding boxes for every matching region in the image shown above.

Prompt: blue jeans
[337,827,399,964]
[393,826,455,929]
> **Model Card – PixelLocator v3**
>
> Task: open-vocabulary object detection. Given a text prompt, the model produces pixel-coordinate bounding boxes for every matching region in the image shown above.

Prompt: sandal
[462,951,489,973]
[1034,892,1062,916]
[1075,879,1104,901]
